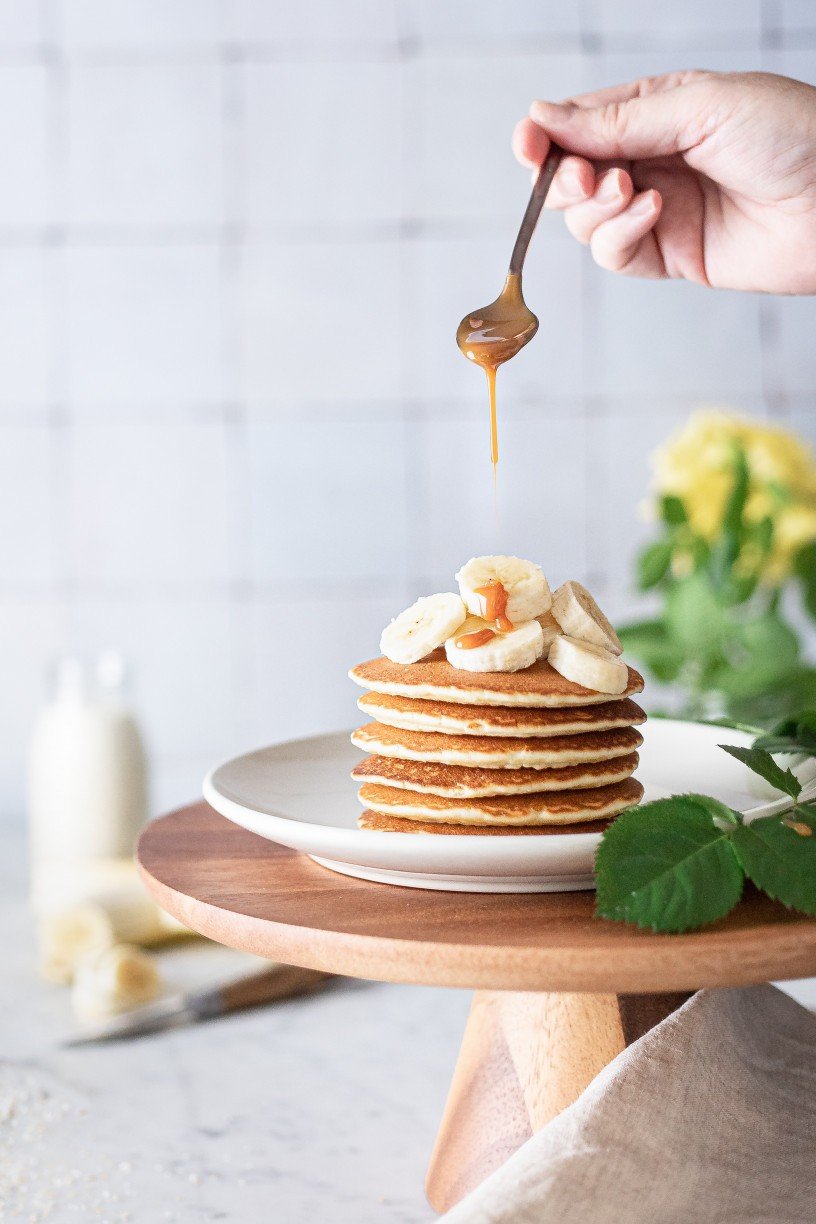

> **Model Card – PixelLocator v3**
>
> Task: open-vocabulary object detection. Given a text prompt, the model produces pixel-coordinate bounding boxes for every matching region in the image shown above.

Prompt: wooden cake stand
[138,802,816,1214]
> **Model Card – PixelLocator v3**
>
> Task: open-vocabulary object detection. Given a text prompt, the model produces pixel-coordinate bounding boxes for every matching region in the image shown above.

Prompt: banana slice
[381,593,467,664]
[31,858,191,946]
[72,943,162,1023]
[457,557,551,625]
[537,610,561,651]
[551,581,622,655]
[38,903,115,985]
[549,635,628,695]
[445,617,544,673]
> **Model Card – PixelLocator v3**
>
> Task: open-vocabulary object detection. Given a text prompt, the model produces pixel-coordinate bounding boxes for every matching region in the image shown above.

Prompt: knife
[64,963,333,1046]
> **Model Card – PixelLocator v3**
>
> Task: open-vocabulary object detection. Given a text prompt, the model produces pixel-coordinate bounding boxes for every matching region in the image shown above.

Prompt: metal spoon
[456,142,564,467]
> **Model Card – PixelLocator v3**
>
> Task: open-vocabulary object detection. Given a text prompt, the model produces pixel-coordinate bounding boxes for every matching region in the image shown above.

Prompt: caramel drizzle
[475,580,514,632]
[454,628,497,650]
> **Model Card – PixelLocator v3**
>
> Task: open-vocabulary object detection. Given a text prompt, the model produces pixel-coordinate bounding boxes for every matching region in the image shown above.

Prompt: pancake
[351,722,643,769]
[359,810,613,835]
[357,691,646,738]
[349,651,644,708]
[357,778,644,826]
[351,752,639,796]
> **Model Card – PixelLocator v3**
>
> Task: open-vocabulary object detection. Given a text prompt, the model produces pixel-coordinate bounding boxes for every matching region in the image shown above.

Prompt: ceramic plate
[203,719,816,894]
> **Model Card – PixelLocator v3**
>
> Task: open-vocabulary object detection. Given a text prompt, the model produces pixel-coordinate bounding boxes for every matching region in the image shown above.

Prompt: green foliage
[754,711,816,755]
[732,808,816,914]
[718,744,801,799]
[595,722,816,932]
[595,796,744,932]
[621,442,816,727]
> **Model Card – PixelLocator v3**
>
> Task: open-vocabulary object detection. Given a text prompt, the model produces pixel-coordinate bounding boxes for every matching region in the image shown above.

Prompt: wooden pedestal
[137,805,816,1213]
[425,989,688,1213]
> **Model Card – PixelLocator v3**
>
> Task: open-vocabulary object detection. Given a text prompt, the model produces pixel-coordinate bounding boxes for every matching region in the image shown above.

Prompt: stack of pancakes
[349,650,646,835]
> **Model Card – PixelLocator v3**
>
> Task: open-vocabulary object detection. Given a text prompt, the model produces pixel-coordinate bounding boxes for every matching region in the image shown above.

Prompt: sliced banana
[31,857,190,946]
[445,618,544,673]
[549,635,628,695]
[72,943,162,1023]
[380,593,467,665]
[457,556,551,624]
[537,610,561,651]
[38,903,115,985]
[551,581,622,655]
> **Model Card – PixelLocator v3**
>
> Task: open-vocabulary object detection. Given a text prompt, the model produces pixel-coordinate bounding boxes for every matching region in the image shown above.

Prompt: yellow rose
[652,410,816,582]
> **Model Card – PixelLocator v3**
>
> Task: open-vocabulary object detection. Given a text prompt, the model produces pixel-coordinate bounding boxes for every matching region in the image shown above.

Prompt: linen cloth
[443,985,816,1224]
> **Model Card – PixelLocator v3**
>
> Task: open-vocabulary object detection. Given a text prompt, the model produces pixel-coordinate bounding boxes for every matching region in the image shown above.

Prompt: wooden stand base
[425,989,689,1214]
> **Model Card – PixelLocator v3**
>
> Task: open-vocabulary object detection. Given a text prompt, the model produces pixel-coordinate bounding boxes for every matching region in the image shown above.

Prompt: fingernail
[596,172,621,203]
[562,168,583,195]
[530,99,575,122]
[630,192,656,216]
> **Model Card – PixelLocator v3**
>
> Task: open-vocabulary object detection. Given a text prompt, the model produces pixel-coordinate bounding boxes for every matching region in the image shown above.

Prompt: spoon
[456,142,564,468]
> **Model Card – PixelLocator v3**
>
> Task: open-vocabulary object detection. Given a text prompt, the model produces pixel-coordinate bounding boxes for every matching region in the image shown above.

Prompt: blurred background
[4,0,816,827]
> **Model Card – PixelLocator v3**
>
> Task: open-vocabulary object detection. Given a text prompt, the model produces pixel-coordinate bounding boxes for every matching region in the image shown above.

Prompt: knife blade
[64,963,333,1047]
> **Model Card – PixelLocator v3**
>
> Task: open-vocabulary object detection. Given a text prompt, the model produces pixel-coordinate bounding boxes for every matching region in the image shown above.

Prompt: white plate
[203,719,816,894]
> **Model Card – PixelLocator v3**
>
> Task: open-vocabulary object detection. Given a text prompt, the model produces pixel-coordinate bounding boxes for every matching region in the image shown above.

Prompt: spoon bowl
[456,274,539,374]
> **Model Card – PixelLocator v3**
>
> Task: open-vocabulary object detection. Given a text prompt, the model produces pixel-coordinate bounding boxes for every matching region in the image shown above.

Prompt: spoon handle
[508,142,564,276]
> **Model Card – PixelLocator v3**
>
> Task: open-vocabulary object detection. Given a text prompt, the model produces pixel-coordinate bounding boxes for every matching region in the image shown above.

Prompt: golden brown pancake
[357,691,646,737]
[351,752,639,796]
[349,652,644,708]
[357,778,644,826]
[358,810,613,835]
[351,722,643,768]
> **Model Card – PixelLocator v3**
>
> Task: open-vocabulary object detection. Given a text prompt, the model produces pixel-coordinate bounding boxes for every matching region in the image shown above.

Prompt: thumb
[530,81,715,161]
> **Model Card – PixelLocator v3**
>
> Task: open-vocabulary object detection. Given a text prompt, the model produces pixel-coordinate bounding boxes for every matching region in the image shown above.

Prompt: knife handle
[217,964,333,1014]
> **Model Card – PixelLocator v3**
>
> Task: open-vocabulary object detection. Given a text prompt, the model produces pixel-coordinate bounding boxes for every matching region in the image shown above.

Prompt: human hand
[513,70,816,293]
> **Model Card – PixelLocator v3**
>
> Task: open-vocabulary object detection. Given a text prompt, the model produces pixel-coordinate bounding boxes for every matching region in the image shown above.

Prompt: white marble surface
[1,828,469,1223]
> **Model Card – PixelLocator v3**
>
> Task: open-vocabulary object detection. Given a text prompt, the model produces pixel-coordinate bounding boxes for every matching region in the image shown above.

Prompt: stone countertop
[5,826,816,1224]
[1,828,469,1224]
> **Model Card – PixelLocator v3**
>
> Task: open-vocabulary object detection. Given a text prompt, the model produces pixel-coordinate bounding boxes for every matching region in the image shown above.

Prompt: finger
[563,70,710,112]
[513,120,595,202]
[589,189,665,276]
[512,116,550,168]
[563,168,634,244]
[529,76,718,160]
[545,156,596,208]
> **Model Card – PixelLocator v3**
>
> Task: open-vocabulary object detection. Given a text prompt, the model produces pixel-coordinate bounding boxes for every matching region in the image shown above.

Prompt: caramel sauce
[456,272,538,470]
[474,579,514,632]
[454,628,497,650]
[783,818,813,837]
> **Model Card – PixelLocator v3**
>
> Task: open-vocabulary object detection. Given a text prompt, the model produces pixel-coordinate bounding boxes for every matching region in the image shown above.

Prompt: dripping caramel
[475,579,514,632]
[454,628,497,650]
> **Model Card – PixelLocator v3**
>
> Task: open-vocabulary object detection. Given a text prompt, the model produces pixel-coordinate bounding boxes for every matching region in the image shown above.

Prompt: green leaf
[637,541,673,591]
[660,495,687,526]
[595,795,745,933]
[732,809,816,914]
[617,619,685,683]
[796,542,816,621]
[755,709,816,756]
[723,443,750,537]
[665,573,727,662]
[718,744,801,800]
[712,614,800,702]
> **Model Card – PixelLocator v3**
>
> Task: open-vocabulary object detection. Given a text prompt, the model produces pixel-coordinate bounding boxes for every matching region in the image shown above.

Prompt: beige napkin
[443,985,816,1223]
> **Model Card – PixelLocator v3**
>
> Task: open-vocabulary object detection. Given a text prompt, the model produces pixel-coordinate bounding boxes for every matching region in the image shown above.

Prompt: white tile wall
[240,238,403,405]
[65,245,225,409]
[0,249,52,408]
[66,64,224,227]
[242,61,404,227]
[65,421,232,584]
[1,1,815,824]
[0,66,50,227]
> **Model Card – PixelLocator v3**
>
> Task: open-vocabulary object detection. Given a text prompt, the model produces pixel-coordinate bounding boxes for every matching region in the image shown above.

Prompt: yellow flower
[652,410,816,582]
